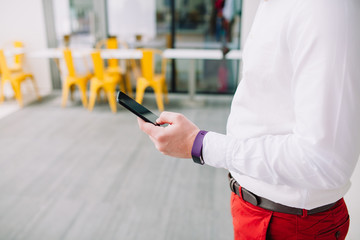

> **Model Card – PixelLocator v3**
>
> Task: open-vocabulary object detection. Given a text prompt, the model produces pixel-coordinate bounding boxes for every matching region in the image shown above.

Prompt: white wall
[53,0,71,43]
[0,0,52,96]
[107,0,156,42]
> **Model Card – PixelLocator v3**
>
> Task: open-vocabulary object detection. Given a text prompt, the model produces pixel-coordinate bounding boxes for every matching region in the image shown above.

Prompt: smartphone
[116,91,159,126]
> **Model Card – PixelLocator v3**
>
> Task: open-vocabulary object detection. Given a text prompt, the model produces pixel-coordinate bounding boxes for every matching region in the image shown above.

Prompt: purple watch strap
[191,130,208,165]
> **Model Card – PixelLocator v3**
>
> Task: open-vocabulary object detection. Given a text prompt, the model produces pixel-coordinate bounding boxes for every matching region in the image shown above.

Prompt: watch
[191,130,208,165]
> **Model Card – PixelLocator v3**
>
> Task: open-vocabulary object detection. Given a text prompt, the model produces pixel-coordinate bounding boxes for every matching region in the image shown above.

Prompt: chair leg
[106,90,117,113]
[70,85,76,101]
[0,80,5,103]
[78,82,88,108]
[97,89,104,103]
[119,75,126,94]
[61,78,72,107]
[61,82,70,108]
[163,81,169,104]
[12,81,23,107]
[125,71,133,98]
[135,78,148,104]
[88,84,98,112]
[29,75,41,101]
[154,83,164,112]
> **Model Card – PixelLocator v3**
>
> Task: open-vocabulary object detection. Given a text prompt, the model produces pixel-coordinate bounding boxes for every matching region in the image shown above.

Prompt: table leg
[189,59,195,101]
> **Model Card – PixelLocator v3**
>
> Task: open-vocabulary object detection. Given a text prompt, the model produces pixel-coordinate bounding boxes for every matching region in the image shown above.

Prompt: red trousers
[231,192,350,240]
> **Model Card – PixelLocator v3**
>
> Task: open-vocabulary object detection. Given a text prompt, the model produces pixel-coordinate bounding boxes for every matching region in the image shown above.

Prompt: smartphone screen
[116,91,159,126]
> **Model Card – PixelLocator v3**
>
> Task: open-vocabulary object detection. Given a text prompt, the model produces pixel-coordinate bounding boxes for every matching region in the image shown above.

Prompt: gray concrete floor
[0,92,359,239]
[0,92,233,240]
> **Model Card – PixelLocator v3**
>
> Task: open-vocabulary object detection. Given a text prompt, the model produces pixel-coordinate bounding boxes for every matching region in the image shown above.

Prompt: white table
[29,48,242,100]
[29,48,142,79]
[29,48,143,98]
[225,50,242,60]
[3,48,24,57]
[163,49,242,100]
[29,48,142,59]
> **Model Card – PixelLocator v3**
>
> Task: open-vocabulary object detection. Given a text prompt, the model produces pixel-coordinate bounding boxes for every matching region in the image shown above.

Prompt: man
[138,0,360,239]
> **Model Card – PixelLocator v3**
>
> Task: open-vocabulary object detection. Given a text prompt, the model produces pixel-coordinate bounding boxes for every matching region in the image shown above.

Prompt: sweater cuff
[202,131,230,168]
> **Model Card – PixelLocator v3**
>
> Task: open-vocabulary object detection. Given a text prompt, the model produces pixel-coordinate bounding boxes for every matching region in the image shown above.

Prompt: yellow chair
[88,51,120,113]
[10,41,24,73]
[0,49,41,107]
[61,48,92,108]
[135,49,169,112]
[95,36,133,97]
[0,41,25,77]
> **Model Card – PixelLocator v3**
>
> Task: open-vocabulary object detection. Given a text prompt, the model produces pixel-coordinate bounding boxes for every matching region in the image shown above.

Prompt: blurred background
[0,0,359,239]
[0,0,246,99]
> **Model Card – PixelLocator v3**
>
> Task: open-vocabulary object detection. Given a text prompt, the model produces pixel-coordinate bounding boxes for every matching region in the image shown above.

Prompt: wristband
[191,130,208,165]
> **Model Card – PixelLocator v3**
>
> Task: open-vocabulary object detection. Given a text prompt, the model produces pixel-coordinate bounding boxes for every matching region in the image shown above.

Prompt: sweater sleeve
[202,0,360,190]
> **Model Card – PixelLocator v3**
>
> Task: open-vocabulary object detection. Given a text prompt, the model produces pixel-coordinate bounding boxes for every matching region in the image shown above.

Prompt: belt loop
[229,178,235,192]
[301,209,308,218]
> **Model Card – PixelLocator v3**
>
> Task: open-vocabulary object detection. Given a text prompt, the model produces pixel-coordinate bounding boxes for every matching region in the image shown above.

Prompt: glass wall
[68,0,94,45]
[50,0,242,94]
[52,0,108,48]
[156,0,242,94]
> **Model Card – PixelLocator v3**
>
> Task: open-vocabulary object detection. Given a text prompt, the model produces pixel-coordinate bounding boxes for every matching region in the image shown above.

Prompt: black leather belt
[228,173,337,216]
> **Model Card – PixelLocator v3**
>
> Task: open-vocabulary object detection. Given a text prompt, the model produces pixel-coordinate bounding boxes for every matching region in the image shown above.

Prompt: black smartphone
[116,91,159,126]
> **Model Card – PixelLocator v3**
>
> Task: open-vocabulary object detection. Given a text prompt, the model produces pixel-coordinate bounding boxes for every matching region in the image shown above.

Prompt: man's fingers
[138,118,155,134]
[137,112,200,159]
[138,117,163,137]
[156,111,183,125]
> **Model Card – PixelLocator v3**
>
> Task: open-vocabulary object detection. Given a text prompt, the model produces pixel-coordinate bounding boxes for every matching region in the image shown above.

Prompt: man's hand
[137,111,200,158]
